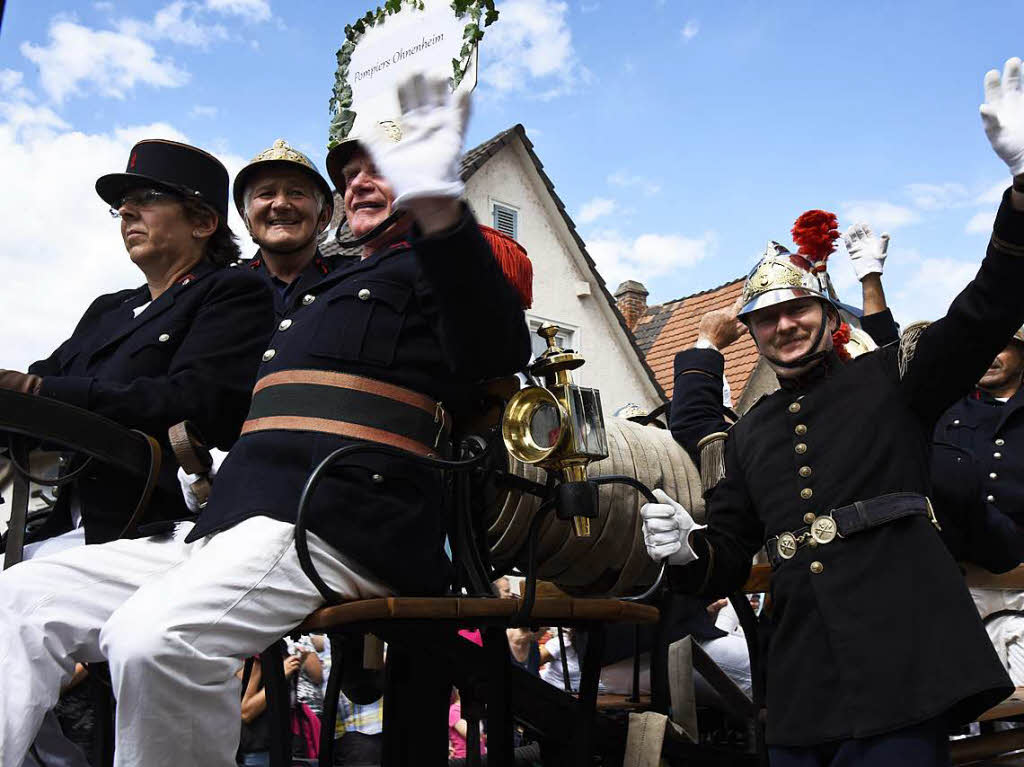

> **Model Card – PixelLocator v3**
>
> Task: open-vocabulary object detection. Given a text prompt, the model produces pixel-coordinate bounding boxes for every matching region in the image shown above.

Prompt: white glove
[640,488,705,566]
[842,223,889,281]
[981,57,1024,176]
[363,73,470,211]
[176,448,226,512]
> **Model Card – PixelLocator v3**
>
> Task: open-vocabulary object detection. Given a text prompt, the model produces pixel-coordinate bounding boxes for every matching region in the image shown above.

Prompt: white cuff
[694,338,718,351]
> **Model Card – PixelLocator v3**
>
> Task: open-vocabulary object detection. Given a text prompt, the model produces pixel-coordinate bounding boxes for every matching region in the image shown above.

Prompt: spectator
[323,636,383,766]
[448,688,485,762]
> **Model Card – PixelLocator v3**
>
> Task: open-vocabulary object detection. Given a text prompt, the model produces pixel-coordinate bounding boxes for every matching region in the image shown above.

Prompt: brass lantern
[502,325,609,536]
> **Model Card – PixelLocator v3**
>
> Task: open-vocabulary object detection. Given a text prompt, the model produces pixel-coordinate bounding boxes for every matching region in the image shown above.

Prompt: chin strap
[334,210,407,248]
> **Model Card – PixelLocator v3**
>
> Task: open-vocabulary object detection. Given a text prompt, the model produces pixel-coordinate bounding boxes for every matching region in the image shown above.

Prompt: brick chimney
[614,280,648,332]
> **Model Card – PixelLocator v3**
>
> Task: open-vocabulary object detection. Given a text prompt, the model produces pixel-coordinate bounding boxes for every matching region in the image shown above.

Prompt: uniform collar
[777,349,842,392]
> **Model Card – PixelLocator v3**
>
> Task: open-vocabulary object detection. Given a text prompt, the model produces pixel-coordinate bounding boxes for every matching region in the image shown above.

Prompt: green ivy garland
[328,0,498,148]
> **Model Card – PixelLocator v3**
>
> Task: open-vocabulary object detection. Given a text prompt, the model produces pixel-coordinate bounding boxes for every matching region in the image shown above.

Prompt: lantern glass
[529,402,562,449]
[567,385,608,460]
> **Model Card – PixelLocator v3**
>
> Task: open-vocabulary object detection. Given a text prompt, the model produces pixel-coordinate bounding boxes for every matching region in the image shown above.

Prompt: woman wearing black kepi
[0,139,274,560]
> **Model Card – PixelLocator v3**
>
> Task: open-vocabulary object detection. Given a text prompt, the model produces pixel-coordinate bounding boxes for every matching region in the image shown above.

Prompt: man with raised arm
[0,75,531,767]
[643,59,1024,765]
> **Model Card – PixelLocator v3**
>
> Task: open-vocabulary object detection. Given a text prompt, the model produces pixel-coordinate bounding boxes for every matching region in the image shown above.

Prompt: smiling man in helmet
[234,139,339,315]
[642,58,1024,765]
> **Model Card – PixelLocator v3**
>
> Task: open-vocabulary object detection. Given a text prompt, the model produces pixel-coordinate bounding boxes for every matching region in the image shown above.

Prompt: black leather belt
[765,492,939,569]
[241,370,450,458]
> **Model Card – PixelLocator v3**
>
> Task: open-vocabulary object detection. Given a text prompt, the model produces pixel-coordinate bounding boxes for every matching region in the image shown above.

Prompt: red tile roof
[635,277,761,403]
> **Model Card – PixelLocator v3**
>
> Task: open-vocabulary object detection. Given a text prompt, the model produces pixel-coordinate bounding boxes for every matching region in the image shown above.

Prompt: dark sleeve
[962,502,1024,573]
[666,432,764,598]
[669,348,729,463]
[37,271,275,448]
[902,190,1024,425]
[412,205,531,380]
[860,308,899,347]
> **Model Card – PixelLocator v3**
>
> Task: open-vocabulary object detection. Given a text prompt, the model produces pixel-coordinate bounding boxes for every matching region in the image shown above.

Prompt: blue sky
[0,0,1019,368]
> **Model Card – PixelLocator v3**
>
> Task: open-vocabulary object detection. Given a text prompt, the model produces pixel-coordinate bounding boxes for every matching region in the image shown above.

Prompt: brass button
[795,443,807,454]
[990,472,998,480]
[800,488,813,500]
[158,333,170,342]
[301,294,315,305]
[358,288,371,301]
[788,402,801,414]
[799,466,812,478]
[987,494,996,503]
[953,419,960,425]
[994,452,1003,459]
[803,512,816,524]
[810,561,824,574]
[262,349,276,362]
[372,473,385,484]
[807,538,818,548]
[996,438,1006,446]
[278,319,292,331]
[795,424,808,436]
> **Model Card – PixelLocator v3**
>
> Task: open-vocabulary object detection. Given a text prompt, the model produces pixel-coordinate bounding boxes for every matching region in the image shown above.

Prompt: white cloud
[608,170,661,196]
[840,200,919,230]
[94,1,115,10]
[680,19,699,41]
[118,1,229,47]
[0,69,34,101]
[0,86,254,369]
[189,104,219,118]
[891,255,981,327]
[976,179,1010,205]
[21,19,189,103]
[904,182,968,210]
[205,0,272,22]
[586,228,715,294]
[578,197,615,223]
[965,210,992,235]
[482,0,589,100]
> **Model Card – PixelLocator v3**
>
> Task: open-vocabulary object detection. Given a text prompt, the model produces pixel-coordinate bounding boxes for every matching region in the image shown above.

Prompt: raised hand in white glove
[363,73,470,215]
[842,223,889,281]
[981,57,1024,176]
[176,448,226,512]
[640,488,706,566]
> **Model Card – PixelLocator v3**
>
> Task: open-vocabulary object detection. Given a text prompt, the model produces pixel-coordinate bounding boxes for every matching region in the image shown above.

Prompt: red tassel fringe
[833,321,851,362]
[479,225,533,309]
[791,210,840,272]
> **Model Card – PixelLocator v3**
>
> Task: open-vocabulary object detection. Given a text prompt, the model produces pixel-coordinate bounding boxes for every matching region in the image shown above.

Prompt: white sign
[348,0,478,136]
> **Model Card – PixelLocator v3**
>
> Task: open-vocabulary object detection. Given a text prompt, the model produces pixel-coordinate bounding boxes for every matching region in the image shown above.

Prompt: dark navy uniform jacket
[244,249,353,319]
[27,259,274,544]
[930,387,1024,572]
[668,192,1024,746]
[188,208,531,596]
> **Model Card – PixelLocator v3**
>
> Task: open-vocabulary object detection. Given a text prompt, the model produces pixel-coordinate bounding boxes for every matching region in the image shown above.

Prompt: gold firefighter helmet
[737,241,832,320]
[1015,325,1024,344]
[233,138,333,219]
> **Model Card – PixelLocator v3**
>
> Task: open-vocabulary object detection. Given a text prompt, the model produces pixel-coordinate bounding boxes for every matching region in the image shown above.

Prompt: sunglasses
[109,188,180,218]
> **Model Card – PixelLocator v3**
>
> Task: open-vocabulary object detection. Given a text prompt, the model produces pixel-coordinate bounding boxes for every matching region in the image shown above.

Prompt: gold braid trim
[898,320,931,380]
[696,431,728,493]
[992,233,1024,258]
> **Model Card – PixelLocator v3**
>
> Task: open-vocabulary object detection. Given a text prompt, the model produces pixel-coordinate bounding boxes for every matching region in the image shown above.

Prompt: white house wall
[464,141,663,415]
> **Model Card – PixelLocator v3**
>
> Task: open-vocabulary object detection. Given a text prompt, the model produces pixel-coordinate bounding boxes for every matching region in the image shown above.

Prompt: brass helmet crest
[232,138,333,219]
[737,241,831,320]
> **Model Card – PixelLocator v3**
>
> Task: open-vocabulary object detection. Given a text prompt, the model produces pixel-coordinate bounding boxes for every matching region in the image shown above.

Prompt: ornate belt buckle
[810,514,837,545]
[777,532,798,560]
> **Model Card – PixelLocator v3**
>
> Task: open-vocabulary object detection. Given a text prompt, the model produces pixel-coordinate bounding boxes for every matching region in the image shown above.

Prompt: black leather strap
[766,493,929,569]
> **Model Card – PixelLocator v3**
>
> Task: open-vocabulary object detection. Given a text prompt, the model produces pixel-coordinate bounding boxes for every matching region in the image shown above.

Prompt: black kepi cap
[96,139,230,220]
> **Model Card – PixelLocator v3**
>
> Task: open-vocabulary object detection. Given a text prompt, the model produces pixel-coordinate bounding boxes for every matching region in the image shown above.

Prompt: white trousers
[0,516,390,767]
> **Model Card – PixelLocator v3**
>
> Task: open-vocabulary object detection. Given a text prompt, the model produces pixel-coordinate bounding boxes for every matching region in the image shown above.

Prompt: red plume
[791,210,840,273]
[479,225,533,309]
[832,321,851,362]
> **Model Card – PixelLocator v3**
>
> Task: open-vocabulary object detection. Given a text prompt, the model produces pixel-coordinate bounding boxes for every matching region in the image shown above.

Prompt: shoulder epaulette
[695,431,728,494]
[898,321,931,380]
